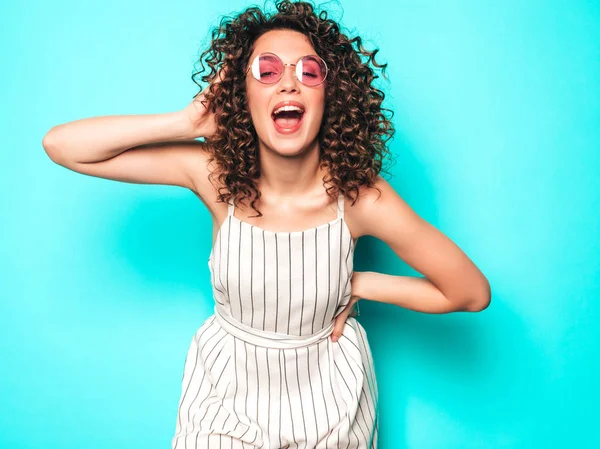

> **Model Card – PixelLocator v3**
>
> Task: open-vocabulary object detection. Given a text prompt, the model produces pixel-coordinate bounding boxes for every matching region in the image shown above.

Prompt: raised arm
[41,92,217,192]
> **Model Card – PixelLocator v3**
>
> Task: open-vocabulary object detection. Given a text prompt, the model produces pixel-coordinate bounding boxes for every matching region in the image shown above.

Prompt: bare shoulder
[345,175,423,240]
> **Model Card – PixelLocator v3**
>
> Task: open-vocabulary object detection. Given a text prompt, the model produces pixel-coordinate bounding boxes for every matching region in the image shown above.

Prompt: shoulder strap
[337,192,344,219]
[227,198,234,217]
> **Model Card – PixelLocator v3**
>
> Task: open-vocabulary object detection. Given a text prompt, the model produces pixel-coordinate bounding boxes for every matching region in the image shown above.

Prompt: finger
[331,305,352,342]
[330,315,346,342]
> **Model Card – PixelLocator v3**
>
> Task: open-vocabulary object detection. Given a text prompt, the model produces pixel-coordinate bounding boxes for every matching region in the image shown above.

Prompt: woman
[42,1,491,447]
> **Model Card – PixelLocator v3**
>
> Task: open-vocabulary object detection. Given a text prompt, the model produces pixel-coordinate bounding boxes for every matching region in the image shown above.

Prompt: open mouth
[271,106,305,132]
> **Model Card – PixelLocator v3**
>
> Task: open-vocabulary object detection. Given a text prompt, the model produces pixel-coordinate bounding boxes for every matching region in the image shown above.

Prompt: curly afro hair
[192,0,395,218]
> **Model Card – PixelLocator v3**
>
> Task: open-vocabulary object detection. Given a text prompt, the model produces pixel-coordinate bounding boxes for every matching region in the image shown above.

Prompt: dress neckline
[227,191,344,235]
[209,215,355,262]
[230,213,342,235]
[208,192,354,262]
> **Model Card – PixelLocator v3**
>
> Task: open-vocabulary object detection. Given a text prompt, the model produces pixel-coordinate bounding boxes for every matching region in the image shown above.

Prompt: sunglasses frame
[245,52,328,87]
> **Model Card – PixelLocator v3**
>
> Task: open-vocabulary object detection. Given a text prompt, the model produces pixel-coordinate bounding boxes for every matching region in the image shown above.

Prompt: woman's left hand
[330,294,361,342]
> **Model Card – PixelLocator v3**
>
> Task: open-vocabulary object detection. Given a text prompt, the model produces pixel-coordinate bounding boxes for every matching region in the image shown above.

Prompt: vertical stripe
[338,218,343,315]
[274,233,279,333]
[277,349,282,449]
[215,220,227,305]
[305,345,319,443]
[249,225,254,327]
[300,231,305,336]
[312,228,318,334]
[238,220,242,323]
[322,223,332,329]
[287,233,292,334]
[294,347,309,447]
[262,230,266,329]
[225,216,231,311]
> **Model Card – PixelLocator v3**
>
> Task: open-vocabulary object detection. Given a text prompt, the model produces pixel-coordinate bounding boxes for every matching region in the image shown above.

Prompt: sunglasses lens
[298,56,327,86]
[251,53,327,85]
[252,54,283,83]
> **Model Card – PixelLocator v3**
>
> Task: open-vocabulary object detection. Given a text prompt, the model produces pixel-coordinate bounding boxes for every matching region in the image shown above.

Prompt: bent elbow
[466,298,491,312]
[42,130,64,164]
[463,282,492,312]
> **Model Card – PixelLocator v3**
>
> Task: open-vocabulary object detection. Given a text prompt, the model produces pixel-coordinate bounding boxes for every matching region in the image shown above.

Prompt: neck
[256,138,327,200]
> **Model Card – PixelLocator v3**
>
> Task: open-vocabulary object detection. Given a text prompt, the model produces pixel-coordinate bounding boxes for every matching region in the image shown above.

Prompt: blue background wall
[2,0,599,448]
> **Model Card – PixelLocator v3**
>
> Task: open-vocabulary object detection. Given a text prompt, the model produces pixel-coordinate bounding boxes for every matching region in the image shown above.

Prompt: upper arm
[350,176,491,308]
[46,140,211,192]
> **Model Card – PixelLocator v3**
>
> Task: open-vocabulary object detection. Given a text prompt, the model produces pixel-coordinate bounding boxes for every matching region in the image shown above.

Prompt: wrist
[168,110,197,141]
[351,271,368,300]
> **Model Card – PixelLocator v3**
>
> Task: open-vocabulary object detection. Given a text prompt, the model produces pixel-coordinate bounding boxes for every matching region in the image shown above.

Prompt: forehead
[250,29,316,60]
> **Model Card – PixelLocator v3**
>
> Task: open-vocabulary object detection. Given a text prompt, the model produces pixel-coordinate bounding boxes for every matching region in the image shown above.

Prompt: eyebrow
[250,53,317,62]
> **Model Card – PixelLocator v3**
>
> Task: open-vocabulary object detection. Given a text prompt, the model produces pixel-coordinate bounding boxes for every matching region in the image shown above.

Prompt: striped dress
[172,192,379,449]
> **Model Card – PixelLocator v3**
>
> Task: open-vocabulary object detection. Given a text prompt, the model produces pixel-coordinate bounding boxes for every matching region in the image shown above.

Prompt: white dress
[172,192,379,448]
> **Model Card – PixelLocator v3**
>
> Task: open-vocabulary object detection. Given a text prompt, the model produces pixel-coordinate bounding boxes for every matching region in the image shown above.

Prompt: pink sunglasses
[245,52,328,87]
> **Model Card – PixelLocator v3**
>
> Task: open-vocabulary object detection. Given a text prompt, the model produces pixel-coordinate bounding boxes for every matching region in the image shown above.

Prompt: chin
[265,140,308,156]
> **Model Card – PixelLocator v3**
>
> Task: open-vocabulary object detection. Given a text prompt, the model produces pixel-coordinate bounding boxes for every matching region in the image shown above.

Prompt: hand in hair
[182,65,229,139]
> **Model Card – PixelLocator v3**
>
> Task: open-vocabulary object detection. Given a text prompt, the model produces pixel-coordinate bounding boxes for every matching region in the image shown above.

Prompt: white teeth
[272,105,305,116]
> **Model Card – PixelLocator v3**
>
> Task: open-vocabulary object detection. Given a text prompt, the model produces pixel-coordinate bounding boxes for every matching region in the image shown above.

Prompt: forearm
[42,110,194,164]
[353,271,472,314]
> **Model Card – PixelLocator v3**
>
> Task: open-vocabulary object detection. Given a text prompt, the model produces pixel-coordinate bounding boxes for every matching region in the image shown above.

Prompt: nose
[277,64,300,93]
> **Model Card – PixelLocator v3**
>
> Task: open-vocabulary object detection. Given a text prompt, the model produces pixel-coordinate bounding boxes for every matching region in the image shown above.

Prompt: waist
[213,304,335,349]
